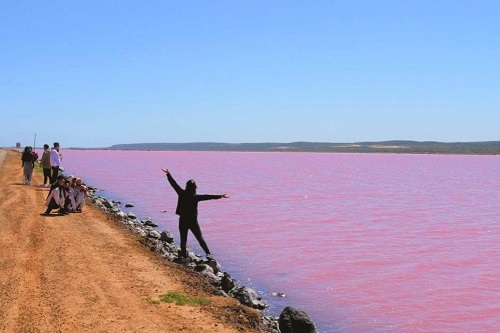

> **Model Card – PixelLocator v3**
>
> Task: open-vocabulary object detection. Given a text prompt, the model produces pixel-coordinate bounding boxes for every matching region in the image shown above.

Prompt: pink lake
[61,150,499,332]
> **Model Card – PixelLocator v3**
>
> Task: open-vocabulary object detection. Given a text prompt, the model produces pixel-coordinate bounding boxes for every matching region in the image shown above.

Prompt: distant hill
[107,141,500,155]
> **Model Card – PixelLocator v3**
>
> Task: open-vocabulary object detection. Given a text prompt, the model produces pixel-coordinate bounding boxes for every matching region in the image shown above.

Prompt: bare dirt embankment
[0,149,266,333]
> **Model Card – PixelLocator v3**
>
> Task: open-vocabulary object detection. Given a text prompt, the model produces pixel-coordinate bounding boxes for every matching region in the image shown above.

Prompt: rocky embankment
[86,185,318,333]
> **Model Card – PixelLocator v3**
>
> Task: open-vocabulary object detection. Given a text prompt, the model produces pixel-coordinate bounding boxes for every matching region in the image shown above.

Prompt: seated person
[73,178,87,212]
[43,175,66,215]
[62,178,76,213]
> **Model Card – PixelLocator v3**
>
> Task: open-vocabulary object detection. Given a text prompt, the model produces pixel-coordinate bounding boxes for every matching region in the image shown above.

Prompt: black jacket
[21,152,34,167]
[167,173,222,217]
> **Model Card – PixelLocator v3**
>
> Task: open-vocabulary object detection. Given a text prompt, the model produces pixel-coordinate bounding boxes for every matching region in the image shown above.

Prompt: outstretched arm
[161,168,183,195]
[197,193,229,201]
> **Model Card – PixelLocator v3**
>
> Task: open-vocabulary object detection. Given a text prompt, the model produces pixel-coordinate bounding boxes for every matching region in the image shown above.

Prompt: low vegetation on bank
[106,140,500,155]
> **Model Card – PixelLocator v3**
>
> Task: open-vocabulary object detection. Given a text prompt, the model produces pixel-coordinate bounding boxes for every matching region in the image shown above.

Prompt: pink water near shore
[62,150,499,332]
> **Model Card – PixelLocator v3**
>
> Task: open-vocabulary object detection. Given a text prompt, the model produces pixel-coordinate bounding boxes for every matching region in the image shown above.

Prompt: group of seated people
[43,175,88,215]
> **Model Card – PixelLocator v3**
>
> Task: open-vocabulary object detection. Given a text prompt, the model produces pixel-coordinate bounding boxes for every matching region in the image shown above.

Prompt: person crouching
[62,178,76,214]
[73,178,87,212]
[43,175,67,215]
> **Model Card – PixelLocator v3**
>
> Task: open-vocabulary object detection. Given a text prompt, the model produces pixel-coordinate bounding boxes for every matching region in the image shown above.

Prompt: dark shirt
[21,152,34,166]
[167,173,222,217]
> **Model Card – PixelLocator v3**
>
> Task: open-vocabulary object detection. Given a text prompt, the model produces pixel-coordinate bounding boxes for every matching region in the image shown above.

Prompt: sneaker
[175,256,190,264]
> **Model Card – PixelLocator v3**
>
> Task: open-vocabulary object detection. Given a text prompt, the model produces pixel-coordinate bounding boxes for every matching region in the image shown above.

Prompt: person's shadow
[39,213,64,218]
[11,183,49,191]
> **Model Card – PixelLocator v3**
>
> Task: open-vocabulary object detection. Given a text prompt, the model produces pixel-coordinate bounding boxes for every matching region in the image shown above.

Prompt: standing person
[50,142,62,184]
[32,149,39,162]
[40,144,52,187]
[161,168,228,261]
[21,146,35,185]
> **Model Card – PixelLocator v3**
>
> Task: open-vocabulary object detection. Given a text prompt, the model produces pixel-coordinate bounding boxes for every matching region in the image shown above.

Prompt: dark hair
[185,179,197,194]
[44,144,49,149]
[23,146,32,153]
[54,142,60,147]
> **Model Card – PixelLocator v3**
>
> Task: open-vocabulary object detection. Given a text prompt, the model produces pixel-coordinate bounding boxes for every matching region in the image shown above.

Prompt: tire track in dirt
[0,150,6,167]
[34,208,216,332]
[0,150,58,332]
[0,150,26,332]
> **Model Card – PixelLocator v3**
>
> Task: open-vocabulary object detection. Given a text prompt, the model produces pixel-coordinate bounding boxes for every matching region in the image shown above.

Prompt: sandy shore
[0,149,267,333]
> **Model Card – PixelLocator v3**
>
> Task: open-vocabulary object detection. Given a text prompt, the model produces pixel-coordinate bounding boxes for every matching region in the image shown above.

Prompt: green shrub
[158,291,210,306]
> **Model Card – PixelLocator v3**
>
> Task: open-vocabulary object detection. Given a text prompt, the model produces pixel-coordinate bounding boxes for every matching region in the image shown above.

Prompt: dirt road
[0,149,263,333]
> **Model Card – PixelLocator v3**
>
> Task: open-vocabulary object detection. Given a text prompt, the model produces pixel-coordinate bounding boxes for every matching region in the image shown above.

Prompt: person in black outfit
[21,146,35,185]
[162,168,228,260]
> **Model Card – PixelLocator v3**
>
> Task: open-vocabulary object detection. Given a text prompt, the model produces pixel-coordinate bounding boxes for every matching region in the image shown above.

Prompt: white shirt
[50,148,61,167]
[45,187,65,207]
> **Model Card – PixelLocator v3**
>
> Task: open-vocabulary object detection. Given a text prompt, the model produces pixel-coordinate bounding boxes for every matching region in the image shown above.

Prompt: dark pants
[45,197,62,214]
[51,166,60,184]
[43,168,51,184]
[63,194,72,213]
[179,215,210,257]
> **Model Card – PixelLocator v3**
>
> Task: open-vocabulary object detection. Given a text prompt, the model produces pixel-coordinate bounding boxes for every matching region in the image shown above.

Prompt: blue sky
[1,1,499,148]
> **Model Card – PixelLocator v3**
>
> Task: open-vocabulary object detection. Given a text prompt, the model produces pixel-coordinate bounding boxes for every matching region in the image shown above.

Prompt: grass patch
[158,291,211,306]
